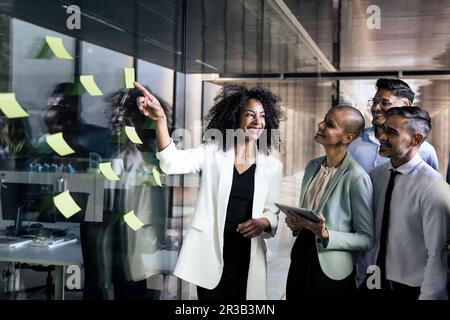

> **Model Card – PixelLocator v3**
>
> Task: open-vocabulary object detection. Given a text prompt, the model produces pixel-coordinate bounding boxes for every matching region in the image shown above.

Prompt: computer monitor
[0,182,56,235]
[0,170,104,224]
[1,183,89,219]
[1,184,89,236]
[1,183,56,221]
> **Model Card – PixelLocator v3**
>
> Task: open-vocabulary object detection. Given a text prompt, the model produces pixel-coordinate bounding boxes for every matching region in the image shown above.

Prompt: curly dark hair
[106,87,171,128]
[204,85,282,154]
[105,87,172,153]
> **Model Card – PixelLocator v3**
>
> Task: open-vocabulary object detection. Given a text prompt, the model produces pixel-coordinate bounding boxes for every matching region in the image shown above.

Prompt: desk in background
[0,241,82,300]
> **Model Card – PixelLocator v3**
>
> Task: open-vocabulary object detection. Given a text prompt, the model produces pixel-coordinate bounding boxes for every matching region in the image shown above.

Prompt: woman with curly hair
[134,82,283,300]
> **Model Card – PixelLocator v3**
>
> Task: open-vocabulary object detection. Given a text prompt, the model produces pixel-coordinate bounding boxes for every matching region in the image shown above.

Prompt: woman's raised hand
[134,82,166,121]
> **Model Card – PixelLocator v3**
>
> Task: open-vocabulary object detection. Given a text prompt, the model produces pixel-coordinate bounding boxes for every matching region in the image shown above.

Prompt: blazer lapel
[250,151,270,261]
[253,152,270,217]
[300,157,324,206]
[316,153,351,213]
[216,148,234,251]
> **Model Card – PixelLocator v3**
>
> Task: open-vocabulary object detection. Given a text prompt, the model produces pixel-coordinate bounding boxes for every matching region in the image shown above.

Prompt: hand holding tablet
[275,203,321,223]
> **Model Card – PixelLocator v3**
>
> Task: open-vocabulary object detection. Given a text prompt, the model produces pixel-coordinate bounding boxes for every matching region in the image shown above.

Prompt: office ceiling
[1,0,450,73]
[340,0,450,71]
[1,0,450,116]
[228,0,450,117]
[0,0,328,74]
[185,0,328,74]
[0,0,185,71]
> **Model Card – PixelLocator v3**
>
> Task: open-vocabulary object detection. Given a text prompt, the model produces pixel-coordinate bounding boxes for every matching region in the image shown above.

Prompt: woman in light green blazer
[285,105,374,300]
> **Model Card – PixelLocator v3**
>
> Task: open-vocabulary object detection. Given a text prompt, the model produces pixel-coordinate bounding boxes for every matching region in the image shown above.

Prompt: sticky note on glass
[99,162,120,181]
[46,132,75,156]
[79,75,103,96]
[124,210,144,231]
[53,190,81,219]
[125,126,143,144]
[38,36,73,60]
[124,68,135,89]
[152,167,162,187]
[0,93,29,118]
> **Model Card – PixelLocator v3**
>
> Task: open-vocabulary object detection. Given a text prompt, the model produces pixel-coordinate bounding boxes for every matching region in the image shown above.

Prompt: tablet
[275,203,321,223]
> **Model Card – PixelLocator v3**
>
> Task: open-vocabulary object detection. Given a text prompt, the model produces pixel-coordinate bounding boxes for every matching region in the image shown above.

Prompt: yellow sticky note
[125,126,143,144]
[124,68,135,89]
[152,167,162,187]
[99,162,120,181]
[79,75,103,96]
[45,36,73,60]
[124,210,144,231]
[0,93,29,118]
[46,132,75,156]
[53,190,81,219]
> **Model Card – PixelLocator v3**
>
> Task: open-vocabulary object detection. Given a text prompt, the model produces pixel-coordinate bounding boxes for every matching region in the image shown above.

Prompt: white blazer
[156,141,282,299]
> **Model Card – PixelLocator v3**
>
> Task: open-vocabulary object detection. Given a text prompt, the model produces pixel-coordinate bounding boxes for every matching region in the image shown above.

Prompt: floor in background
[267,172,303,300]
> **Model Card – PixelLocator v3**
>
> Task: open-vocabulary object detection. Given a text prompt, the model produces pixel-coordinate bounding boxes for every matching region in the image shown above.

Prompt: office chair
[13,221,56,300]
[23,264,55,300]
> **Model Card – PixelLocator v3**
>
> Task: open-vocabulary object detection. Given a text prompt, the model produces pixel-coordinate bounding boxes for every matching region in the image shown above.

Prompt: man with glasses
[348,78,438,172]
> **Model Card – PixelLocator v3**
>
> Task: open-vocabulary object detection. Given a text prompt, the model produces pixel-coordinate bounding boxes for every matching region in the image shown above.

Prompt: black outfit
[286,229,356,300]
[197,164,256,300]
[446,151,450,184]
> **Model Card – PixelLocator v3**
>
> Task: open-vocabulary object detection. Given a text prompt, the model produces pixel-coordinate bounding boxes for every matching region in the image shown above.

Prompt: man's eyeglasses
[368,98,394,108]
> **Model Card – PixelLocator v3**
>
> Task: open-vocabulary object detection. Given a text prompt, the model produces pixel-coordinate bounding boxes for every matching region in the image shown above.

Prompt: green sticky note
[36,43,53,59]
[66,82,85,96]
[79,75,103,96]
[124,210,144,231]
[124,68,135,89]
[43,36,73,60]
[46,133,75,156]
[152,167,162,187]
[53,190,81,218]
[125,126,143,144]
[99,162,120,181]
[0,93,29,118]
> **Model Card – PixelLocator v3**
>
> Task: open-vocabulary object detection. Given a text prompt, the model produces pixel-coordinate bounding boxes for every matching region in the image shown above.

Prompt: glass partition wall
[5,0,440,301]
[0,0,341,300]
[0,0,184,300]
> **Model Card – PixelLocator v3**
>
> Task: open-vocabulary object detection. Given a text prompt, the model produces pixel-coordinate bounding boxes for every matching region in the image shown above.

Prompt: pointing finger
[134,81,156,102]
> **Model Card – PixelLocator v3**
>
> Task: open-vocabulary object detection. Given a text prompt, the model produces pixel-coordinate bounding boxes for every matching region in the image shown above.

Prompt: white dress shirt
[356,153,450,299]
[348,126,439,173]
